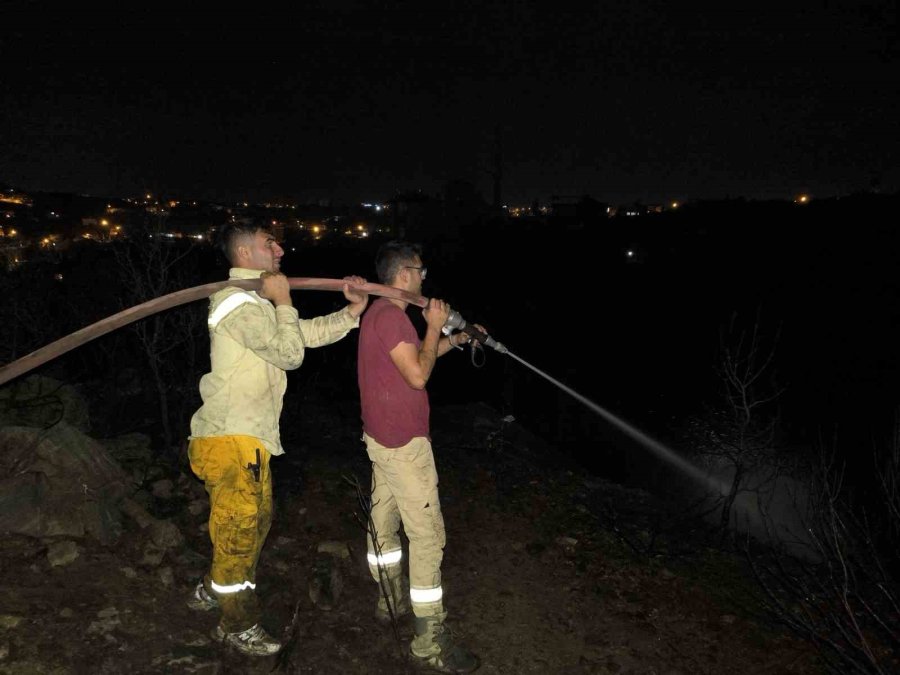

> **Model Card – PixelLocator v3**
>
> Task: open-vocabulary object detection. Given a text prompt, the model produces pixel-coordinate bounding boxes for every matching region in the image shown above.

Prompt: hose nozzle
[443,309,508,354]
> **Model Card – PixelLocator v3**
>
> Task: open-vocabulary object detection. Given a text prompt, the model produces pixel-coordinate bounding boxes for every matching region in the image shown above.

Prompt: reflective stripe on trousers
[364,433,446,617]
[188,435,273,633]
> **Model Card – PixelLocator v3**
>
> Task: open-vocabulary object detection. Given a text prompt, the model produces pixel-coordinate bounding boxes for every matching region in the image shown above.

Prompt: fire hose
[0,277,505,388]
[0,277,722,493]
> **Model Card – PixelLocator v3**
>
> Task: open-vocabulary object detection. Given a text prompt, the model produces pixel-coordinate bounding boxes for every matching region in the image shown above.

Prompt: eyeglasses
[404,265,427,280]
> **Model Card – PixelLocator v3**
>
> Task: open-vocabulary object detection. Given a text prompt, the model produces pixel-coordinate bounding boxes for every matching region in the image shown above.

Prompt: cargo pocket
[408,440,445,550]
[212,449,264,558]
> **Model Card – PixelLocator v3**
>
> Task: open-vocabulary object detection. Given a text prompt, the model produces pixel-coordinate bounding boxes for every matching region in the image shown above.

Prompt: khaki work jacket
[189,267,358,455]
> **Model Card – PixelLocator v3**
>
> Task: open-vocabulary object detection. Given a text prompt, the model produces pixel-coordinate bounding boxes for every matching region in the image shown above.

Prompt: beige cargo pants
[188,435,273,633]
[364,433,446,617]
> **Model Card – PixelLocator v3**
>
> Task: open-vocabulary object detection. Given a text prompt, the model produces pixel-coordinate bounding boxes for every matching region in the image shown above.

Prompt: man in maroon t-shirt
[357,240,480,674]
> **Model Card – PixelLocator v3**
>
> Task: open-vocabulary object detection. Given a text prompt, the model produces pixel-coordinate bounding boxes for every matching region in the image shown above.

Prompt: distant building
[620,202,647,217]
[549,195,609,229]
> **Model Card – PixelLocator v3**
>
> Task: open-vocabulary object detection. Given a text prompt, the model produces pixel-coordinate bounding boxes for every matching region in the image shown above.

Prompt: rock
[0,615,23,629]
[308,555,343,610]
[0,424,128,544]
[119,497,155,528]
[151,479,174,499]
[0,375,91,431]
[316,540,350,559]
[158,566,175,587]
[46,540,79,567]
[119,497,184,549]
[87,609,121,636]
[150,520,184,549]
[141,543,165,567]
[101,432,153,464]
[188,498,207,516]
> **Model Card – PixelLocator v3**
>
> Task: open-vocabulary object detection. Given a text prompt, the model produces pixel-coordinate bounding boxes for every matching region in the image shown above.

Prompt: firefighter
[186,221,368,656]
[357,240,480,673]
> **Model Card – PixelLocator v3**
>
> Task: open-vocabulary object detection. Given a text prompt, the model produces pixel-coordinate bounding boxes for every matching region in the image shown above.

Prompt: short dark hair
[216,222,272,265]
[375,240,422,284]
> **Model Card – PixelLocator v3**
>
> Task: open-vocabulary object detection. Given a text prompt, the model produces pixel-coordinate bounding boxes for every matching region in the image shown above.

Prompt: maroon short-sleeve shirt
[357,297,430,447]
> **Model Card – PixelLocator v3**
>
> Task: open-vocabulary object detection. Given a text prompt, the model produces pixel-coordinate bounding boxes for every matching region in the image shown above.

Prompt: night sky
[2,3,898,205]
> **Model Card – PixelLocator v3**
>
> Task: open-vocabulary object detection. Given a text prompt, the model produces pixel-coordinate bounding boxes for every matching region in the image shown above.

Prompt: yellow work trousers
[188,435,273,633]
[364,434,446,617]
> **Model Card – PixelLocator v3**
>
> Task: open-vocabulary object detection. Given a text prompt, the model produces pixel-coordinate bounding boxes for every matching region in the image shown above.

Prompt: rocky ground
[0,399,826,675]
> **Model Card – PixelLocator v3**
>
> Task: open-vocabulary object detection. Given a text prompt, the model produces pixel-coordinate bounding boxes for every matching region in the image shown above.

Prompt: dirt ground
[0,401,826,675]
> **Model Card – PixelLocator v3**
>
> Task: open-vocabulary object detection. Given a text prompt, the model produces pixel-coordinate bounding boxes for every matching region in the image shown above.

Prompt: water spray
[438,308,729,496]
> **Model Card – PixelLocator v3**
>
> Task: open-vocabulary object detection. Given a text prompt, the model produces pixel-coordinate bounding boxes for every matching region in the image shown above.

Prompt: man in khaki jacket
[186,222,368,656]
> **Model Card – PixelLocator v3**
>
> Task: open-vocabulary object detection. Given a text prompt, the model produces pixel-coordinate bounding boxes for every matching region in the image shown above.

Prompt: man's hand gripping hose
[442,309,508,355]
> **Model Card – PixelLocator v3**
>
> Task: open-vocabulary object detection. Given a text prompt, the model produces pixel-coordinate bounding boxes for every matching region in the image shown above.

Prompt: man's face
[243,230,284,273]
[405,256,425,294]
